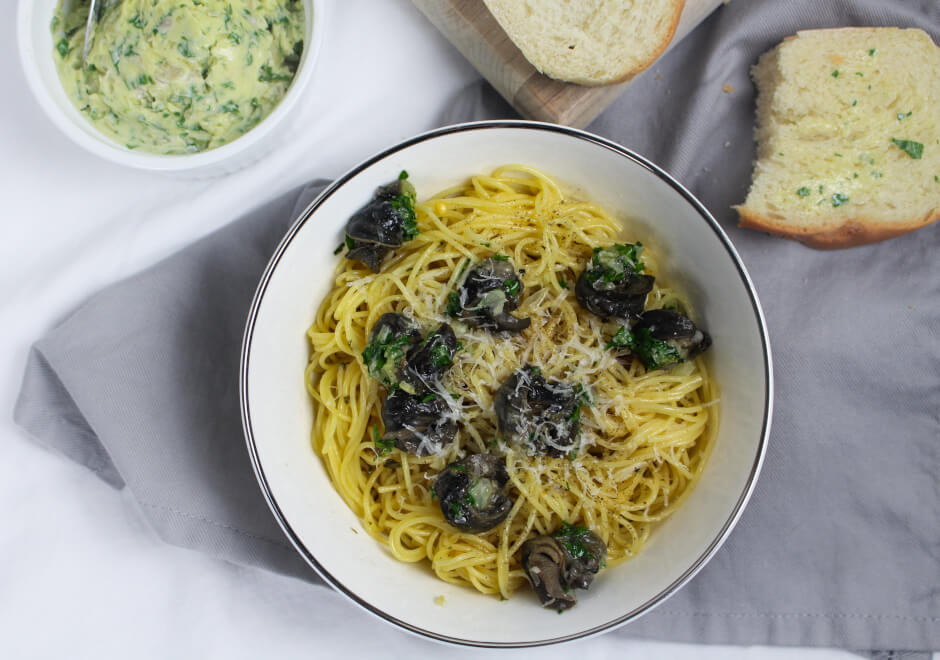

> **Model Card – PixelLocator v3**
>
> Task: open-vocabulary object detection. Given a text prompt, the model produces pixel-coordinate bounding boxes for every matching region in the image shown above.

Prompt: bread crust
[735,206,940,249]
[483,0,686,87]
[580,0,685,86]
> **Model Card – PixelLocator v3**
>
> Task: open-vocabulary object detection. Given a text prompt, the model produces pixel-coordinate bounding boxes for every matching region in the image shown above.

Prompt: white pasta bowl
[17,0,323,176]
[241,121,772,646]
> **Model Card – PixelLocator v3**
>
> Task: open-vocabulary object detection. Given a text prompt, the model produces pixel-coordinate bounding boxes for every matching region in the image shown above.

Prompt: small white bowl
[241,121,773,646]
[17,0,324,176]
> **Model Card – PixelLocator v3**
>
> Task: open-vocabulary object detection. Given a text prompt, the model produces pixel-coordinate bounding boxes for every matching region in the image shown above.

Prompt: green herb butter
[52,0,305,154]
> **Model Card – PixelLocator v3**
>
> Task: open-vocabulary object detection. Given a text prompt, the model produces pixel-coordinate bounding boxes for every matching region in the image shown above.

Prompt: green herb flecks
[177,38,195,58]
[429,341,453,368]
[502,278,521,297]
[585,243,645,287]
[568,384,591,425]
[129,12,147,29]
[362,326,414,388]
[258,65,293,83]
[605,325,632,350]
[558,276,568,289]
[373,425,395,456]
[445,292,462,317]
[831,193,850,207]
[631,327,682,370]
[831,70,839,78]
[891,138,924,159]
[388,176,419,241]
[897,111,912,121]
[553,522,595,562]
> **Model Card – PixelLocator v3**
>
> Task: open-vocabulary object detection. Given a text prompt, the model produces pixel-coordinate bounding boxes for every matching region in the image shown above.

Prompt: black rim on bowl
[240,120,774,648]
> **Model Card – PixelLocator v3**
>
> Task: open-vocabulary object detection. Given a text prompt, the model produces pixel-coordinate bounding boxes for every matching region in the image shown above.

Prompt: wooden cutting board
[411,0,726,128]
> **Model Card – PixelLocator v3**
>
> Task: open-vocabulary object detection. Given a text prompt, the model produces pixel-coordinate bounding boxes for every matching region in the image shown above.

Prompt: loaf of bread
[481,0,684,86]
[735,28,940,249]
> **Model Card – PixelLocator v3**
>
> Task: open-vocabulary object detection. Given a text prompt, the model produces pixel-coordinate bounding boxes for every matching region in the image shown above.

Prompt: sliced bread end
[483,0,685,86]
[736,27,940,249]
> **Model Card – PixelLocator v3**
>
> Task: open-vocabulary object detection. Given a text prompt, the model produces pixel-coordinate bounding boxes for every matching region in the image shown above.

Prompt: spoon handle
[80,0,100,63]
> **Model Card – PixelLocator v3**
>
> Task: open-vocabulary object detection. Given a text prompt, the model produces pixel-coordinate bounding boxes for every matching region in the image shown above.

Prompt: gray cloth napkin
[14,0,939,655]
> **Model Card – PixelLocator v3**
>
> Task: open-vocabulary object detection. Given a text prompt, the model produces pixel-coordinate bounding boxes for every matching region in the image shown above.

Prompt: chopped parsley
[631,327,682,370]
[429,341,453,368]
[56,39,69,58]
[362,326,414,387]
[333,243,345,255]
[852,99,858,107]
[605,325,632,350]
[558,276,568,289]
[445,292,462,317]
[177,38,195,58]
[568,384,591,424]
[831,193,850,207]
[502,278,521,297]
[796,187,811,197]
[258,65,293,83]
[492,254,509,261]
[553,522,595,562]
[388,178,419,241]
[420,392,438,403]
[220,101,239,114]
[585,243,644,287]
[373,425,395,456]
[606,323,685,370]
[891,138,923,159]
[831,70,839,78]
[897,111,912,121]
[129,12,147,29]
[869,48,877,56]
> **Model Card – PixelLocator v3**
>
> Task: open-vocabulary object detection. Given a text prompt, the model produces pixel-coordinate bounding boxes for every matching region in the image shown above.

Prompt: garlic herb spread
[52,0,305,154]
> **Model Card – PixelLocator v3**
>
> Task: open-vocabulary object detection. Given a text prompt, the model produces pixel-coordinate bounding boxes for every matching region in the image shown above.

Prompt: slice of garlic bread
[736,27,940,249]
[482,0,684,86]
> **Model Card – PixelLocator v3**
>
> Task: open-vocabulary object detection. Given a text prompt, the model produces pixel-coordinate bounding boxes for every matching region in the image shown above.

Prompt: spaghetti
[305,165,717,600]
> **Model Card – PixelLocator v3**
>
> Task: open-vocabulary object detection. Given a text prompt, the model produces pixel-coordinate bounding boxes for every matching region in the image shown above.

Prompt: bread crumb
[656,74,663,80]
[350,527,358,534]
[722,84,734,93]
[434,595,446,606]
[907,305,916,310]
[724,141,731,148]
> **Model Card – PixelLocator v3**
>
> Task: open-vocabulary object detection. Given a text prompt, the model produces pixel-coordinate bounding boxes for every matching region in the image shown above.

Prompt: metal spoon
[59,0,101,64]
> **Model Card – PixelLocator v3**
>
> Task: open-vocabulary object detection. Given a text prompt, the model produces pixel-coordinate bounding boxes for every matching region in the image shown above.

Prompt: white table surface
[0,1,920,658]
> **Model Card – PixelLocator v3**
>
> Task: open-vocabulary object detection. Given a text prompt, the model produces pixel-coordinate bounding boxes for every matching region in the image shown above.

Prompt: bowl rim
[16,0,324,171]
[239,119,774,648]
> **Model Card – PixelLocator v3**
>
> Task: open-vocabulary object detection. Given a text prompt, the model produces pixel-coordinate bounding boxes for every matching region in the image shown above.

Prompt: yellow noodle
[306,165,718,600]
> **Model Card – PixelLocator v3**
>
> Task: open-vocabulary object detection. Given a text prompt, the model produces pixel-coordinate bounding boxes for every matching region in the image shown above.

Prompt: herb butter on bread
[481,0,685,86]
[735,28,940,249]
